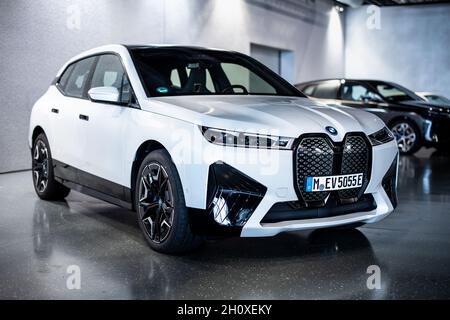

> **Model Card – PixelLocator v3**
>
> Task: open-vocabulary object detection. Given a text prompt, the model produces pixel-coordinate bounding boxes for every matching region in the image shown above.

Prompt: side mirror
[88,86,120,103]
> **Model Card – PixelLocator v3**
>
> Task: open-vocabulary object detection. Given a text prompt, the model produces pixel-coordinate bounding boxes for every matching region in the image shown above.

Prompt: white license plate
[305,173,363,192]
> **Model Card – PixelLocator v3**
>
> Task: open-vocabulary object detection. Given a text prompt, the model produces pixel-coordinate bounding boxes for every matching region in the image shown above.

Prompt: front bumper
[181,129,399,237]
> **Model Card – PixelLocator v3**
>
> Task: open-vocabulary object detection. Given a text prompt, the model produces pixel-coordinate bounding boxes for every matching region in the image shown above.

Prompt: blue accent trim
[306,177,313,192]
[423,120,433,142]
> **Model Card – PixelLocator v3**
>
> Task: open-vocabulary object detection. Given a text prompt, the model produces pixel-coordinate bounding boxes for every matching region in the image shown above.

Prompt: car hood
[142,95,385,140]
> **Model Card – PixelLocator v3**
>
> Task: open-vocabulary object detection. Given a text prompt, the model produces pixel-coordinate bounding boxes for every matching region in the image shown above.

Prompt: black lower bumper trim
[188,162,267,236]
[188,208,243,237]
[205,162,267,227]
[382,156,398,209]
[261,194,376,224]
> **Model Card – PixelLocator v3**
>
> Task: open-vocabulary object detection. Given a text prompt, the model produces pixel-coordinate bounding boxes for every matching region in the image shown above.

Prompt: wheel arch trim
[130,140,174,211]
[386,115,424,137]
[30,126,46,150]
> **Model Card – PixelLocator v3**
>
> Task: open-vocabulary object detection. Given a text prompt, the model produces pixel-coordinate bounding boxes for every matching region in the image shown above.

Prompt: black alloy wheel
[33,139,50,193]
[32,133,70,200]
[138,162,174,243]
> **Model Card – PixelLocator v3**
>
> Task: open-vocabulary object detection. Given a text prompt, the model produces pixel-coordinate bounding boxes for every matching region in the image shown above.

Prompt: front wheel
[389,120,421,155]
[135,149,203,254]
[32,133,70,200]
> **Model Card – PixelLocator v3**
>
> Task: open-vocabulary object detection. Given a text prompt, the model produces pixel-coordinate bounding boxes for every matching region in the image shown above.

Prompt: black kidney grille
[296,137,333,203]
[295,134,371,207]
[338,136,370,200]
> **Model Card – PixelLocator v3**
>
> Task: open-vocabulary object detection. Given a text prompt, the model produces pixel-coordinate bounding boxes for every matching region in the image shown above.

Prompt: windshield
[373,82,424,103]
[424,94,450,105]
[129,47,303,98]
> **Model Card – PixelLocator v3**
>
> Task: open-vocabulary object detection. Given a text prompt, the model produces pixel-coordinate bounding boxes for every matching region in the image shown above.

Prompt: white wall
[0,0,344,172]
[345,4,450,98]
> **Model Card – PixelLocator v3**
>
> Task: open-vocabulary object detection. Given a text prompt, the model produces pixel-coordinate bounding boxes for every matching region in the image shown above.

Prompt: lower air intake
[206,162,267,227]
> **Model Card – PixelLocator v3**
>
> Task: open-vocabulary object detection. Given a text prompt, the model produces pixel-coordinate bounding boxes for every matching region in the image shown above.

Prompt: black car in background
[296,79,450,155]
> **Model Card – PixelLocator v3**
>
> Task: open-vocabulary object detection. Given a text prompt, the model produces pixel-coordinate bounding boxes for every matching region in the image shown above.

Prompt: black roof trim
[122,44,230,52]
[295,78,397,87]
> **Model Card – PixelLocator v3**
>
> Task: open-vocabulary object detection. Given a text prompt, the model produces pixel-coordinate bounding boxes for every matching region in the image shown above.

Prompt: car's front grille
[338,135,370,201]
[296,137,334,204]
[294,133,371,207]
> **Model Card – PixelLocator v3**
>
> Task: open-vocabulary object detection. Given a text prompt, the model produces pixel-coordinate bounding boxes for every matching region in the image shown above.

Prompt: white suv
[29,45,399,253]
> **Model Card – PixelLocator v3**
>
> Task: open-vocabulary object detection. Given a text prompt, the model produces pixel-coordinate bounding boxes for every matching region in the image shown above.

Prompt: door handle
[79,114,89,121]
[51,108,59,114]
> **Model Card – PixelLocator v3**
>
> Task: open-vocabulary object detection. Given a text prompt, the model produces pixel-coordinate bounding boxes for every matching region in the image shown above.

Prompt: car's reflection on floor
[398,150,450,199]
[30,199,386,299]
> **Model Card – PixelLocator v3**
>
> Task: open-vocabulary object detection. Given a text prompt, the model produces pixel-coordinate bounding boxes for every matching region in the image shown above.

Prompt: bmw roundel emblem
[326,126,338,135]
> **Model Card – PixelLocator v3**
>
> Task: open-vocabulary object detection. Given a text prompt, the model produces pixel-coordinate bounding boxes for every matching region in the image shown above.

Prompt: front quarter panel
[123,108,209,209]
[29,88,54,148]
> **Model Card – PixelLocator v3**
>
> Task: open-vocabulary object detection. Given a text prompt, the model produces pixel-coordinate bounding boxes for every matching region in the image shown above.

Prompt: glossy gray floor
[1,150,450,299]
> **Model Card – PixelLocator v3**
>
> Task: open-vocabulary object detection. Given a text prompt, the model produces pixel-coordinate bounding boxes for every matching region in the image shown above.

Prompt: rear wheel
[135,149,203,254]
[32,133,70,200]
[389,120,421,155]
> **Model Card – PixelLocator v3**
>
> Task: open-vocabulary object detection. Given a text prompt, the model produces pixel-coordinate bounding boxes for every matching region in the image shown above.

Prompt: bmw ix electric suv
[29,45,398,253]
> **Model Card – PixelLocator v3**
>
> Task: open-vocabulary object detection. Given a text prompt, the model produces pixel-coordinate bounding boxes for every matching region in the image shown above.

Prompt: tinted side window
[90,54,130,103]
[341,82,382,102]
[313,81,340,99]
[57,64,75,92]
[302,84,317,96]
[64,57,96,98]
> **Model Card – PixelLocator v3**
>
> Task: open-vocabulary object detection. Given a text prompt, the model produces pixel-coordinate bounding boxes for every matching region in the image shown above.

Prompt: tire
[389,119,421,155]
[134,149,203,254]
[32,133,70,200]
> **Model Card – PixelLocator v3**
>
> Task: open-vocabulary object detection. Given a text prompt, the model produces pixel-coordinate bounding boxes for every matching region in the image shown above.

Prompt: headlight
[200,126,295,149]
[368,127,395,146]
